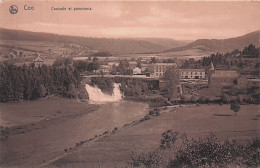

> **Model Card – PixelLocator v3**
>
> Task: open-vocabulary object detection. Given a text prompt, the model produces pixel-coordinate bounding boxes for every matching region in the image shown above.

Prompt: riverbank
[0,99,149,167]
[0,98,98,139]
[50,104,260,168]
[124,94,167,107]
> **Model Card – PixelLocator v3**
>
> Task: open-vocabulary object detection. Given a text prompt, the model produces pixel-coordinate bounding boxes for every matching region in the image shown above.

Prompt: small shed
[133,67,141,75]
[34,54,44,66]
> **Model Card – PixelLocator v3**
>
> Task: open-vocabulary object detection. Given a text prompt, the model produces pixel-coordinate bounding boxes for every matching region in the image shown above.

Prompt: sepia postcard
[0,0,259,167]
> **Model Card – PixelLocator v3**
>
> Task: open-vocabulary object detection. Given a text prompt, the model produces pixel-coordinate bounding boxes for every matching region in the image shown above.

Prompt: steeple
[209,61,215,70]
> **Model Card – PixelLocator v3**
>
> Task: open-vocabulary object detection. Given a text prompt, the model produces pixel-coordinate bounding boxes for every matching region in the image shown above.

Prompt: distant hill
[128,38,191,49]
[0,28,188,55]
[165,30,260,53]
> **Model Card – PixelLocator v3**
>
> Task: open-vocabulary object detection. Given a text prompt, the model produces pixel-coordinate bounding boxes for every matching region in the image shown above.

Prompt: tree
[150,57,158,63]
[93,56,99,62]
[230,101,240,116]
[164,67,180,100]
[19,51,23,57]
[160,130,178,149]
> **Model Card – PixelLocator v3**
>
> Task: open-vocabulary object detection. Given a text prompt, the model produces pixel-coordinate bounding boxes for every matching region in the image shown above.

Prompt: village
[0,1,260,167]
[0,40,252,106]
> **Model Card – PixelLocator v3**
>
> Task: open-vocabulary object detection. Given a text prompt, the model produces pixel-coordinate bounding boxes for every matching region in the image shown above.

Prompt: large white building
[179,69,206,79]
[152,63,178,78]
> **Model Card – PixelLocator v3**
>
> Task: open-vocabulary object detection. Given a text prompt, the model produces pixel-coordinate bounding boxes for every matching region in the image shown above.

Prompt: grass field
[0,97,97,127]
[0,98,98,139]
[51,104,260,168]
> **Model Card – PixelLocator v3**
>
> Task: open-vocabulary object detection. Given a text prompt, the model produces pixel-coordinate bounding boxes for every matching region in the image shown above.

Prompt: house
[133,67,141,75]
[152,63,177,78]
[100,65,111,74]
[209,70,239,88]
[129,61,137,69]
[108,62,119,67]
[179,69,206,79]
[248,79,260,88]
[33,54,44,66]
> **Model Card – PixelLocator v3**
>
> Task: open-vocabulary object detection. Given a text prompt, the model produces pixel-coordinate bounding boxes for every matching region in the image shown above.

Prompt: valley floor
[50,104,260,168]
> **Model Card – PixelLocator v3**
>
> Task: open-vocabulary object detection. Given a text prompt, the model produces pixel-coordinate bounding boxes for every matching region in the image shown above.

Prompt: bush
[230,101,240,116]
[149,109,160,116]
[129,150,164,168]
[129,133,260,168]
[168,134,260,168]
[140,115,150,122]
[160,130,178,150]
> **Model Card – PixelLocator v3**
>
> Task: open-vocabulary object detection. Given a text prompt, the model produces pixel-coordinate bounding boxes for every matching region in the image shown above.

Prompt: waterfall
[85,83,122,103]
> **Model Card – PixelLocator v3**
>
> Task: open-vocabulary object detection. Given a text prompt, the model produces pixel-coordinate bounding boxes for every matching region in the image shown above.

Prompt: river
[0,100,149,167]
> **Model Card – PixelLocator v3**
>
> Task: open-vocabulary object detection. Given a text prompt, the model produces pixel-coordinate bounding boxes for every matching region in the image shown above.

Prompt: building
[209,70,239,88]
[248,79,260,88]
[100,65,111,74]
[179,69,206,79]
[207,61,215,79]
[152,63,177,78]
[33,54,44,66]
[129,61,137,69]
[108,62,119,67]
[141,63,149,72]
[133,67,141,75]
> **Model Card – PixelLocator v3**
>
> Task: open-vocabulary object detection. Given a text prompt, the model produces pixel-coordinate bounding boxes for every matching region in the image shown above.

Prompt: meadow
[51,104,260,168]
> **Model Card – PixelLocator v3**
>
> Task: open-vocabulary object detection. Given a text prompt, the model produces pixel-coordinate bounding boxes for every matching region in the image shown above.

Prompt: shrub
[129,150,164,168]
[168,134,260,168]
[129,133,260,168]
[140,115,150,122]
[230,101,240,116]
[160,130,178,150]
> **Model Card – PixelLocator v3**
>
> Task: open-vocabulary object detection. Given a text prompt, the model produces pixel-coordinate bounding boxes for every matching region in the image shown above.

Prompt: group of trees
[241,44,259,58]
[91,51,112,57]
[0,63,82,102]
[120,80,149,96]
[150,57,177,64]
[130,132,260,168]
[181,44,260,69]
[73,59,100,73]
[111,59,133,75]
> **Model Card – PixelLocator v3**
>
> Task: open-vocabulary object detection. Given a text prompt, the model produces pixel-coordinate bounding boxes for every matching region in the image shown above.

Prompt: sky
[0,1,259,40]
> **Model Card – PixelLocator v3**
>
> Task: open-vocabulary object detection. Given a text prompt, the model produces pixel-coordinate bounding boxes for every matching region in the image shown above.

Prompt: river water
[0,100,149,167]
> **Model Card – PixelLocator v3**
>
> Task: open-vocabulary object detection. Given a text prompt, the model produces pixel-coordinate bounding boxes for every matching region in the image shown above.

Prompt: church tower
[207,61,215,84]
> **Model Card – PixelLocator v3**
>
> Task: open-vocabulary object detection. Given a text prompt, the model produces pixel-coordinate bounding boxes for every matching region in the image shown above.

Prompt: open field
[51,104,260,168]
[0,98,98,135]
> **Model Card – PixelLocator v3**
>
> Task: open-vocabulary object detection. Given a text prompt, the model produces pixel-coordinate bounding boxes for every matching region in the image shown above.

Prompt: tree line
[181,44,260,69]
[0,63,83,102]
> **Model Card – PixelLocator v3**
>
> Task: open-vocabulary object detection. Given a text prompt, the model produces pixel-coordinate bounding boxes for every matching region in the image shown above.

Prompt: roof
[108,62,119,66]
[129,61,137,65]
[211,70,238,78]
[34,55,44,62]
[154,63,177,66]
[133,67,141,70]
[101,65,110,68]
[180,69,205,72]
[248,79,260,82]
[209,61,215,70]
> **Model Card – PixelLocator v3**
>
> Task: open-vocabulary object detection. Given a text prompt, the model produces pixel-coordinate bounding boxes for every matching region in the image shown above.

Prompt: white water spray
[85,83,122,103]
